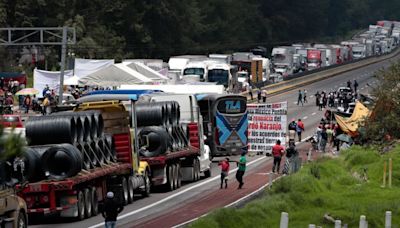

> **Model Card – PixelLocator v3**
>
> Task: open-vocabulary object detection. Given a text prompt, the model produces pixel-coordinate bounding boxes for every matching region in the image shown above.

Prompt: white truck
[208,54,232,64]
[352,44,367,59]
[271,46,295,76]
[181,61,209,82]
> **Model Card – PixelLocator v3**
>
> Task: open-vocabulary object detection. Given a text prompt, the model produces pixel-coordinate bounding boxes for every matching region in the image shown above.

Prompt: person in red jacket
[218,157,230,189]
[272,140,285,174]
[296,119,305,142]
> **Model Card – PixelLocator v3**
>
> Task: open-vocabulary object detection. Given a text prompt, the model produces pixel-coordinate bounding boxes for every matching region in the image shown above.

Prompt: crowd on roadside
[314,79,359,111]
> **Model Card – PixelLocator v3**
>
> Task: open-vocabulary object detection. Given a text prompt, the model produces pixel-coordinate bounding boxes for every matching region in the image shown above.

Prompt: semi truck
[352,44,367,59]
[306,49,326,70]
[181,61,209,82]
[271,46,296,76]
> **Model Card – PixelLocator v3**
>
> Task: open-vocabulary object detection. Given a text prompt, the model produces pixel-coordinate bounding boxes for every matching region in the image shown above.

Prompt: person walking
[236,152,246,189]
[315,91,320,107]
[247,84,253,100]
[288,119,297,142]
[282,141,298,175]
[218,158,230,189]
[319,127,328,153]
[257,89,262,103]
[318,96,324,111]
[303,89,307,103]
[102,192,124,228]
[23,95,31,114]
[297,90,303,106]
[261,89,267,103]
[347,80,352,89]
[296,119,305,142]
[353,79,358,93]
[272,140,285,174]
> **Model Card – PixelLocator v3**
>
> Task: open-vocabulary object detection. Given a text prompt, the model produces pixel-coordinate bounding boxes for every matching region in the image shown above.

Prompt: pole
[359,215,366,228]
[382,160,387,187]
[335,220,342,228]
[385,211,392,228]
[58,26,67,105]
[279,212,288,228]
[388,158,392,188]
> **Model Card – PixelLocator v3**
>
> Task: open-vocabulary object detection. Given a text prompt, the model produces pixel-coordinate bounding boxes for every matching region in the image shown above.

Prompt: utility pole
[59,26,67,105]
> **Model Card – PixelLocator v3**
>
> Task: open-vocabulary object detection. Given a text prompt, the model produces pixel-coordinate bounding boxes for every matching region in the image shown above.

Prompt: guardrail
[241,47,400,99]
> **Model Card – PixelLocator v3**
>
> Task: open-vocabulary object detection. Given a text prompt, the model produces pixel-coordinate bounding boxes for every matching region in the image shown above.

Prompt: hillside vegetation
[1,0,400,61]
[191,146,400,227]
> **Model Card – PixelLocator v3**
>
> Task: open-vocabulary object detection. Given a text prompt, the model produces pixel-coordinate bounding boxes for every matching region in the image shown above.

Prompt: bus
[196,94,248,158]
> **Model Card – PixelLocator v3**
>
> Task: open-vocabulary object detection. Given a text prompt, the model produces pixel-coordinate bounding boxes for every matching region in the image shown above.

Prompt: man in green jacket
[236,151,247,189]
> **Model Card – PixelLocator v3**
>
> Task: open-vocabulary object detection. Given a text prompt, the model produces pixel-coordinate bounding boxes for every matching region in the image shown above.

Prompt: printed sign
[247,102,287,152]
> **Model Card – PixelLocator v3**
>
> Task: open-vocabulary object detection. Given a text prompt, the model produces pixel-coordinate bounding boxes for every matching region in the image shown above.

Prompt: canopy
[74,58,114,78]
[120,84,225,94]
[64,75,80,85]
[125,62,169,81]
[335,101,371,136]
[16,88,39,96]
[33,68,74,97]
[78,63,154,86]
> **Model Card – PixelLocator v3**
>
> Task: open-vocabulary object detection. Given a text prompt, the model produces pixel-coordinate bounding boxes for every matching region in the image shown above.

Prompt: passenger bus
[196,94,248,158]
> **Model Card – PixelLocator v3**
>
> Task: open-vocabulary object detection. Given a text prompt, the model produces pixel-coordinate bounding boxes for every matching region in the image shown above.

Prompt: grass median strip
[190,145,400,227]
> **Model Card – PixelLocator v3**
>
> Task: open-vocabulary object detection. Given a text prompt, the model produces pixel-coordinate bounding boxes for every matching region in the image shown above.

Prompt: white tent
[120,84,226,94]
[64,75,80,85]
[78,63,154,86]
[74,58,114,78]
[125,62,169,81]
[33,68,74,97]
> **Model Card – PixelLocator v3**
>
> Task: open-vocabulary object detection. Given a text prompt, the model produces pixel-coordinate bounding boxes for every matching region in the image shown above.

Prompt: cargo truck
[271,46,296,76]
[352,44,367,59]
[16,101,152,221]
[306,49,326,70]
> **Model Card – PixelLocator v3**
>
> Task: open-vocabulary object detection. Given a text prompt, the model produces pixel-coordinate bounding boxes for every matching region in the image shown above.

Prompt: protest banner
[247,102,288,153]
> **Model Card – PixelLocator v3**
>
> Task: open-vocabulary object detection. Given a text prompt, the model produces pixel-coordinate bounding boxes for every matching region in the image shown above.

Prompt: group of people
[218,151,247,190]
[247,84,268,103]
[288,119,305,142]
[314,79,359,111]
[313,118,342,153]
[297,89,308,106]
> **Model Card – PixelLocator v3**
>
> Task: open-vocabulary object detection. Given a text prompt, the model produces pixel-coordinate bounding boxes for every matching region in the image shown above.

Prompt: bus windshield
[208,69,229,86]
[183,68,205,78]
[216,98,247,114]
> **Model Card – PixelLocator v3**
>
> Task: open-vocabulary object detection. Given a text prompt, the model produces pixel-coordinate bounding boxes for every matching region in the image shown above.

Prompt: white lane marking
[309,95,314,98]
[311,112,316,116]
[303,116,308,120]
[88,156,268,228]
[293,101,297,104]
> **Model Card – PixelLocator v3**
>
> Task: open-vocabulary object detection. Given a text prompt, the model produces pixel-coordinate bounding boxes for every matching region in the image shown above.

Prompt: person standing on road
[297,90,303,106]
[236,152,247,189]
[257,89,262,103]
[261,89,267,103]
[353,79,358,92]
[319,127,328,153]
[347,80,352,89]
[272,140,285,174]
[296,119,305,142]
[247,84,253,100]
[288,119,297,141]
[303,89,307,103]
[315,91,320,107]
[282,141,298,175]
[218,158,230,189]
[102,192,124,228]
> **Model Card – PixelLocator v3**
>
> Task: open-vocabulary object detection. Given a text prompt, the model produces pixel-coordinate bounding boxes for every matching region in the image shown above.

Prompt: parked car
[1,114,23,128]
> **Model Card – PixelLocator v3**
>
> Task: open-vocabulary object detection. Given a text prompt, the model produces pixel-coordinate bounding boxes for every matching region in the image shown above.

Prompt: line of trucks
[153,20,400,91]
[2,90,247,225]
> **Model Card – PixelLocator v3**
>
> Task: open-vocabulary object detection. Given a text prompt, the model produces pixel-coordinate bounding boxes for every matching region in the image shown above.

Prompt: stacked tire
[136,101,188,157]
[23,111,116,181]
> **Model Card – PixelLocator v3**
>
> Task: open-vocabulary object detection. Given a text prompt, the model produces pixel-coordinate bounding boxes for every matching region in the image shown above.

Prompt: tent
[335,101,371,136]
[125,62,169,81]
[33,68,74,97]
[74,58,114,78]
[64,75,80,85]
[78,63,154,86]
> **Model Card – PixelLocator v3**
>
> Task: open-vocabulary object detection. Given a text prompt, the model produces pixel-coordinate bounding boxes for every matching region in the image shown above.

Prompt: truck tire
[176,163,182,188]
[172,164,177,190]
[141,171,151,197]
[77,190,85,221]
[91,187,99,216]
[84,188,92,218]
[194,159,200,181]
[166,164,174,191]
[21,147,46,182]
[16,211,27,228]
[127,176,134,204]
[122,177,129,205]
[204,168,212,178]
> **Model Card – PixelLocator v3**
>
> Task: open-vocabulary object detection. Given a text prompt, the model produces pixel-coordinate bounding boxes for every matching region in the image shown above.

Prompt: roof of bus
[195,93,247,102]
[84,89,163,96]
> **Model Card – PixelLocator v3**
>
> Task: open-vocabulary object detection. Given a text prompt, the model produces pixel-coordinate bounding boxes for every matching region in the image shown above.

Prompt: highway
[31,54,399,228]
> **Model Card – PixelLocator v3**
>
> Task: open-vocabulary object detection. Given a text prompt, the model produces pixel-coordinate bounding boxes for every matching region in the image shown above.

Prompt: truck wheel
[122,177,129,205]
[204,168,212,178]
[77,190,85,221]
[142,171,151,197]
[84,188,92,218]
[176,163,182,188]
[194,159,200,181]
[17,211,27,228]
[172,164,178,190]
[166,164,174,191]
[127,176,135,204]
[91,187,99,216]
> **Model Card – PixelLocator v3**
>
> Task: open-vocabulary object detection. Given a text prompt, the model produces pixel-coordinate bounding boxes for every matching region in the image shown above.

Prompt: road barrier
[242,47,400,99]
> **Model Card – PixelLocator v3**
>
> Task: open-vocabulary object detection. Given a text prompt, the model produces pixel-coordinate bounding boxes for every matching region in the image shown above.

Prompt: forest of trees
[0,0,400,65]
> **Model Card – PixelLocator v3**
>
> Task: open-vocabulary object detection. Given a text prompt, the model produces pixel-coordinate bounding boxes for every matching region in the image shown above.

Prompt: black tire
[138,126,169,157]
[194,159,200,181]
[84,188,92,218]
[127,176,134,204]
[204,168,211,178]
[166,164,174,191]
[176,163,182,188]
[122,177,129,205]
[136,103,167,127]
[172,164,177,190]
[21,147,46,182]
[91,187,99,216]
[41,144,83,180]
[16,211,27,228]
[142,171,151,197]
[77,190,85,221]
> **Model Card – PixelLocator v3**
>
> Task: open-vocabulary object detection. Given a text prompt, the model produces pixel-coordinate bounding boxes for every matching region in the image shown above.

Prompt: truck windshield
[208,69,229,87]
[272,54,286,62]
[307,59,320,64]
[183,68,205,78]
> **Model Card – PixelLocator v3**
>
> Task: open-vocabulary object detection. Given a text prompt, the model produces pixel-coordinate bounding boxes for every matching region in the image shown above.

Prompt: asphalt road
[31,54,400,228]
